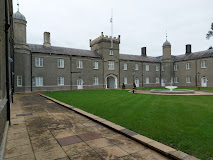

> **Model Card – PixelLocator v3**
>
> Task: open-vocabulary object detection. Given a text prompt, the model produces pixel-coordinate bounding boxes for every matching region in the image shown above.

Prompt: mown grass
[43,90,213,159]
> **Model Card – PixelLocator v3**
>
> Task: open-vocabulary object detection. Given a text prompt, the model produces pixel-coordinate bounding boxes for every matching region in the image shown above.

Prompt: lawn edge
[39,93,200,160]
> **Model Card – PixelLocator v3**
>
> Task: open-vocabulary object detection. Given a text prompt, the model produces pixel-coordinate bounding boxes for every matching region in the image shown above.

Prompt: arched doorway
[106,75,117,89]
[161,79,165,87]
[201,77,207,87]
[77,79,83,89]
[135,78,139,87]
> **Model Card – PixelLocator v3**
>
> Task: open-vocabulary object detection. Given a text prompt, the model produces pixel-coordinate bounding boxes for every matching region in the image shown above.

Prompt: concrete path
[134,90,213,95]
[4,93,171,160]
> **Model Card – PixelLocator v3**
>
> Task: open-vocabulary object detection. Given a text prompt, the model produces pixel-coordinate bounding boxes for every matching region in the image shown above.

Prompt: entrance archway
[106,75,117,89]
[77,79,83,89]
[161,79,165,87]
[201,77,207,87]
[135,78,139,87]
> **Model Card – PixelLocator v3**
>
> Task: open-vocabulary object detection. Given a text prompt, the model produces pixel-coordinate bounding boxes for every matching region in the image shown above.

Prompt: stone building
[13,10,213,93]
[0,0,14,154]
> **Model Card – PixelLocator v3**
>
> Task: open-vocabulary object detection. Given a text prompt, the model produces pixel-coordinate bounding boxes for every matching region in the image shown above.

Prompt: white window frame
[186,77,191,83]
[201,60,207,68]
[156,77,159,84]
[174,64,178,71]
[135,64,139,70]
[35,77,43,86]
[162,65,164,72]
[146,77,149,84]
[145,65,149,71]
[109,50,113,55]
[174,77,179,83]
[156,65,159,71]
[108,61,114,70]
[123,63,127,70]
[58,59,64,68]
[77,60,83,69]
[93,77,99,85]
[58,77,64,86]
[123,77,127,85]
[186,63,191,70]
[35,57,43,67]
[17,76,22,87]
[93,61,99,69]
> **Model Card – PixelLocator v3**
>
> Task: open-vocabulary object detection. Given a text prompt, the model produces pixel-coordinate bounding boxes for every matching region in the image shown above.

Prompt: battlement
[90,32,120,47]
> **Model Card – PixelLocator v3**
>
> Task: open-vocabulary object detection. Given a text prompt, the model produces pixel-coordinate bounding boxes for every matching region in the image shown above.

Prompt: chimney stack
[141,47,147,56]
[43,32,51,47]
[186,44,191,55]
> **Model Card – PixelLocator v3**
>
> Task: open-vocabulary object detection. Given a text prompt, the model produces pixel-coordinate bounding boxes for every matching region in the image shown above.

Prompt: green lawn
[43,90,213,159]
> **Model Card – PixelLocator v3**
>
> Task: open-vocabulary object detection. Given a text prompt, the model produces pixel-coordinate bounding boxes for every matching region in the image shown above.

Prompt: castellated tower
[90,32,120,88]
[161,39,174,86]
[13,10,31,92]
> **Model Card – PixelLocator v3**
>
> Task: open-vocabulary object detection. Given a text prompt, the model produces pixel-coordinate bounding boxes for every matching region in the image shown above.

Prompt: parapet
[90,32,120,47]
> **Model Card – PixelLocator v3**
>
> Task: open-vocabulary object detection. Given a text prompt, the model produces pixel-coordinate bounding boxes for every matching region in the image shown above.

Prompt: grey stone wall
[0,0,13,146]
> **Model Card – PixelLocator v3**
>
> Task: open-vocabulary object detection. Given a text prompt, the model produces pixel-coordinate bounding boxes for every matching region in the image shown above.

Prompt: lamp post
[197,72,200,90]
[132,68,135,93]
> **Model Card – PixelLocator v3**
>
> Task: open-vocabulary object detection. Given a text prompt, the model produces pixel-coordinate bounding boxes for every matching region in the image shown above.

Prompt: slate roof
[29,44,102,58]
[174,49,213,62]
[119,54,160,62]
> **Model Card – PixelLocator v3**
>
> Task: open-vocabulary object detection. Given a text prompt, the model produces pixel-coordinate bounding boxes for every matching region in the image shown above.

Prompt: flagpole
[111,8,113,49]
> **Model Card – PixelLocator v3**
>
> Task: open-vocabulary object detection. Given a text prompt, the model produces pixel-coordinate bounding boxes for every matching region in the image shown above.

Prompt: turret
[162,39,171,60]
[13,10,27,44]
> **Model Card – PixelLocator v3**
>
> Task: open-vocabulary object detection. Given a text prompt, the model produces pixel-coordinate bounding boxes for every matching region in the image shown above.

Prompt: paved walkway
[4,93,170,160]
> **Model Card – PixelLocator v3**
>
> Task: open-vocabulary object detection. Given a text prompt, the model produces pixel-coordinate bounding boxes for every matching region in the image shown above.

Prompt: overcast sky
[13,0,213,57]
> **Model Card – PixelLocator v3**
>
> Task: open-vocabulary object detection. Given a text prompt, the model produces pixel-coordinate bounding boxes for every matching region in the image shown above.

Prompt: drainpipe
[5,0,11,125]
[160,63,162,87]
[119,60,120,88]
[70,56,72,90]
[102,58,104,89]
[30,52,32,91]
[141,61,143,87]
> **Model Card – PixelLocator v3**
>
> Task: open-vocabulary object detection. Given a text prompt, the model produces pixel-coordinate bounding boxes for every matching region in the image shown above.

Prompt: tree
[208,46,213,50]
[206,23,213,39]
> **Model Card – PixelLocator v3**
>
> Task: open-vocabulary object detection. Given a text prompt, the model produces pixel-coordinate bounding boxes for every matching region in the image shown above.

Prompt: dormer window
[109,50,113,55]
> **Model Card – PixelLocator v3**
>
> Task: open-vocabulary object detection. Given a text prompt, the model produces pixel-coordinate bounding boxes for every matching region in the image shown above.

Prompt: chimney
[43,32,51,47]
[141,47,147,56]
[186,44,191,55]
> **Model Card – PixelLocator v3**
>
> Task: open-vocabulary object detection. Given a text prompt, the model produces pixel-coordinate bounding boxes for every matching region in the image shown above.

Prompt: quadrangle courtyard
[4,89,213,160]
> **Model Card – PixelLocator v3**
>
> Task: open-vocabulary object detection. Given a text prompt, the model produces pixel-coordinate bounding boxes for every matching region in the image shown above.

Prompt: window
[201,60,207,68]
[35,57,43,67]
[174,77,179,83]
[186,63,191,70]
[156,77,159,84]
[93,77,99,85]
[162,65,164,71]
[174,64,178,71]
[146,77,149,84]
[145,65,149,71]
[108,61,114,70]
[135,64,139,70]
[109,50,113,55]
[17,76,22,87]
[123,63,127,70]
[186,77,191,83]
[58,59,64,68]
[93,61,99,69]
[58,77,64,86]
[77,60,83,69]
[123,77,127,85]
[35,77,43,86]
[156,65,159,71]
